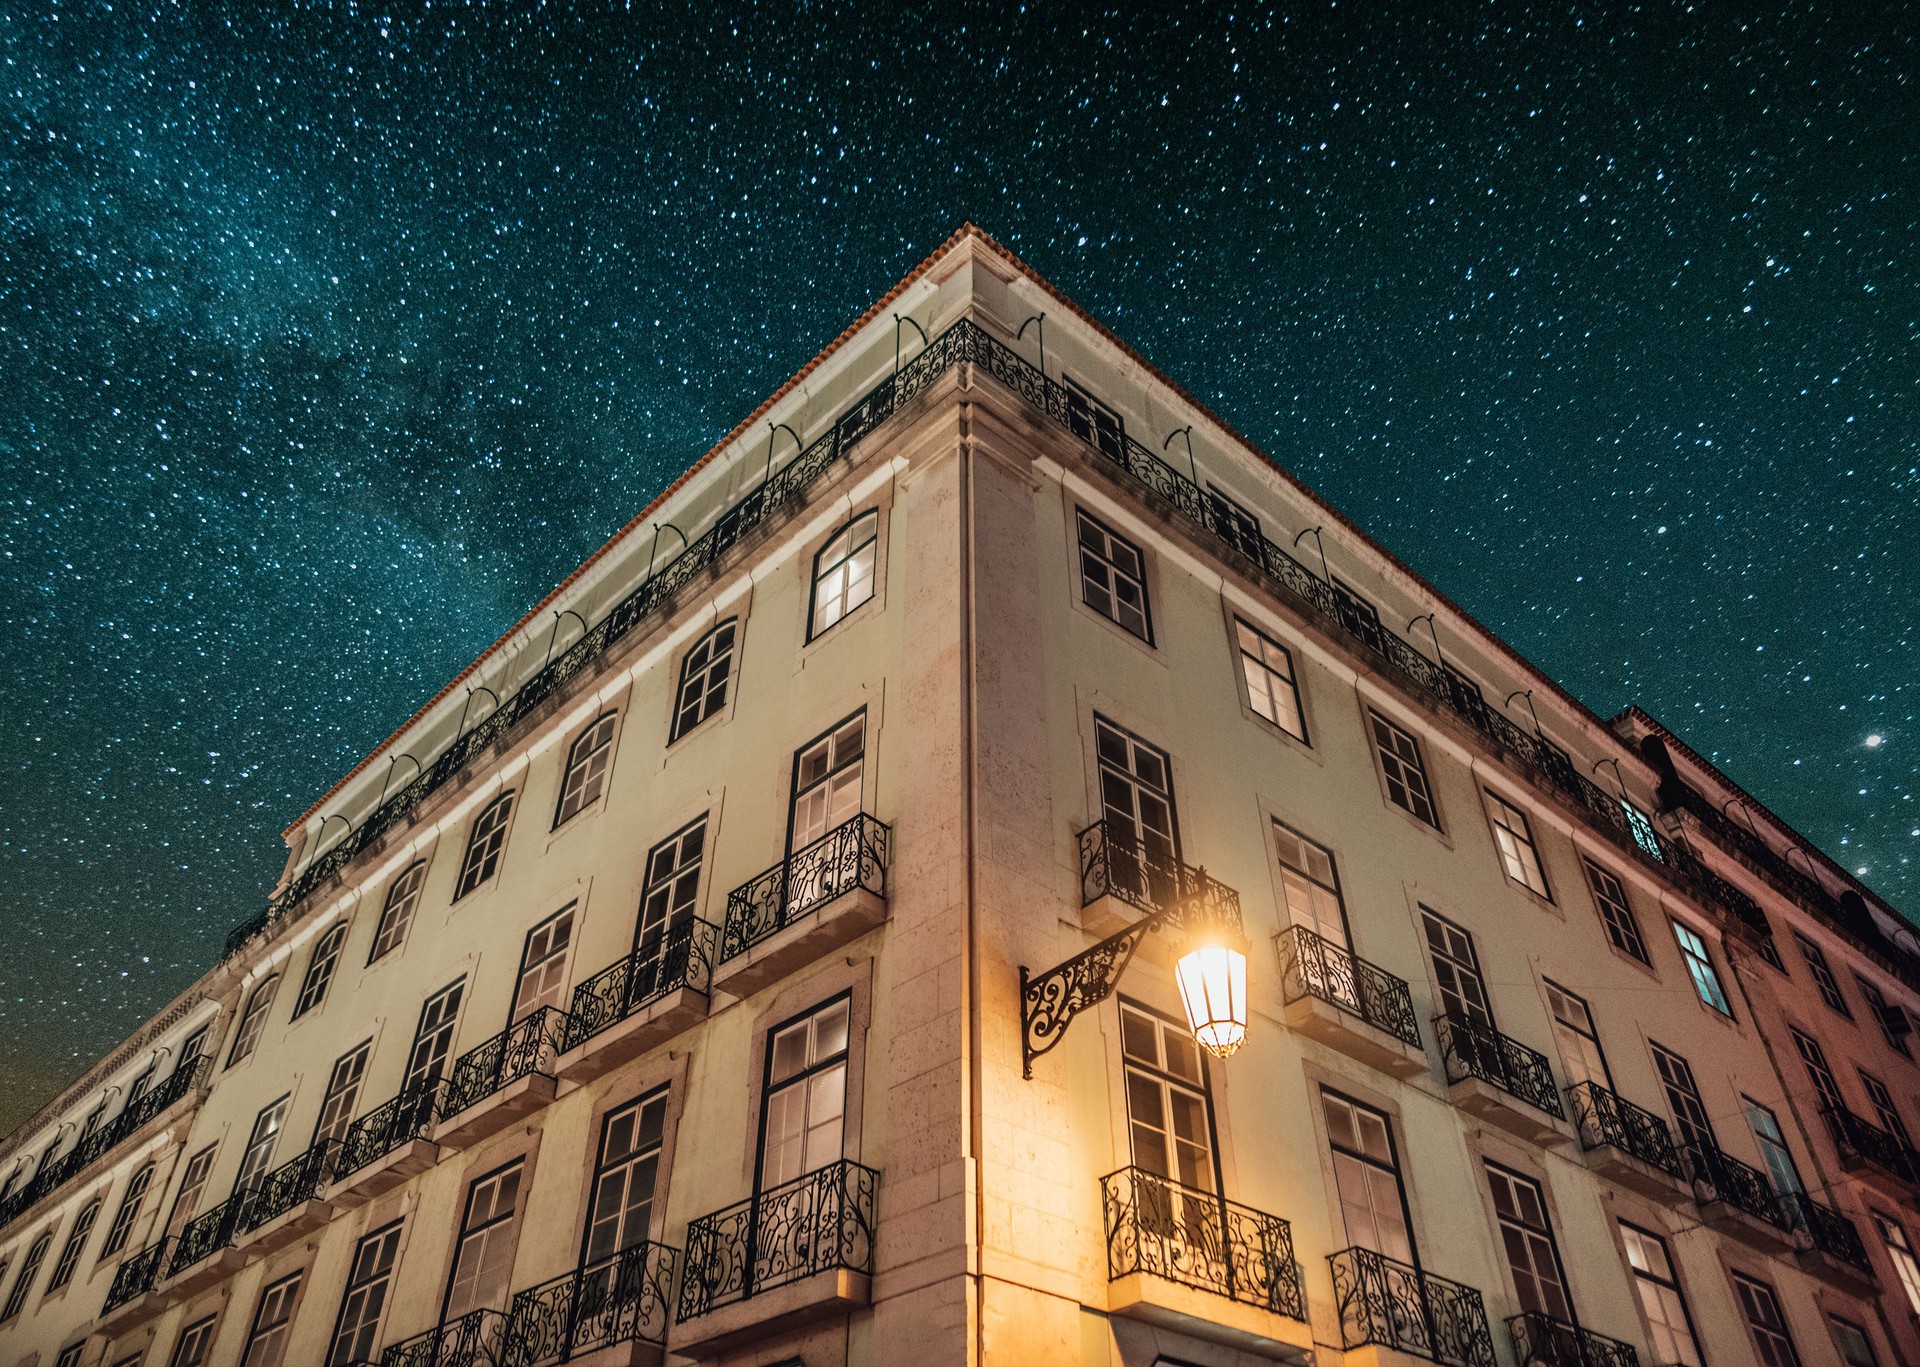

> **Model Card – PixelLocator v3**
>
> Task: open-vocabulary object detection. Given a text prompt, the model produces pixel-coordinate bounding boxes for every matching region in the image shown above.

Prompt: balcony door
[510,905,575,1022]
[403,981,465,1094]
[1746,1100,1808,1205]
[757,996,851,1191]
[1486,1163,1572,1321]
[635,817,706,971]
[578,1090,667,1321]
[788,713,865,853]
[1422,909,1493,1031]
[1543,981,1612,1091]
[1272,823,1351,952]
[234,1097,289,1199]
[1095,716,1180,904]
[1652,1046,1718,1163]
[1322,1089,1417,1266]
[442,1160,523,1323]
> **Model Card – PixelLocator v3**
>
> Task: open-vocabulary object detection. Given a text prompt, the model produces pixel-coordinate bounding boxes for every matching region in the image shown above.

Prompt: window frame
[1543,978,1613,1091]
[1873,1210,1920,1316]
[368,860,427,964]
[1670,919,1733,1018]
[580,1086,670,1269]
[1857,975,1913,1058]
[100,1161,155,1258]
[1368,709,1442,830]
[1483,1161,1574,1321]
[227,971,282,1068]
[313,1041,372,1147]
[1073,506,1154,644]
[167,1314,220,1367]
[166,1144,219,1235]
[440,1157,527,1324]
[44,1196,101,1293]
[1731,1271,1804,1367]
[1484,788,1552,900]
[1794,932,1853,1019]
[1321,1086,1421,1267]
[327,1218,403,1367]
[553,710,619,829]
[1,1227,52,1320]
[1232,615,1308,743]
[787,709,867,855]
[1118,997,1224,1197]
[454,791,517,900]
[403,979,466,1093]
[670,618,738,743]
[509,903,577,1023]
[755,992,853,1194]
[238,1268,304,1367]
[635,815,708,960]
[1581,858,1650,965]
[1618,1221,1705,1367]
[806,509,880,642]
[292,921,349,1020]
[1828,1314,1880,1367]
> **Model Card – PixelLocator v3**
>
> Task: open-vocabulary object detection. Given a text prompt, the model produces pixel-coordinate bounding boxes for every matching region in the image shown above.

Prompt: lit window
[238,1270,302,1367]
[671,619,737,741]
[1873,1212,1920,1316]
[454,792,515,900]
[369,861,426,963]
[1582,859,1648,964]
[1272,822,1349,951]
[808,510,878,640]
[100,1162,155,1258]
[1370,711,1439,828]
[1485,790,1550,898]
[1235,618,1306,741]
[444,1161,523,1319]
[790,712,865,850]
[1619,1223,1702,1367]
[1794,933,1851,1018]
[554,712,618,827]
[227,972,281,1068]
[1075,508,1152,642]
[292,922,348,1020]
[327,1220,402,1367]
[761,997,851,1188]
[1671,921,1732,1017]
[1732,1273,1803,1367]
[45,1198,101,1292]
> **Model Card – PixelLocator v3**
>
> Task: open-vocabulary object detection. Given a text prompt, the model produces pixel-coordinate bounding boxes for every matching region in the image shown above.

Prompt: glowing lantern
[1175,934,1249,1059]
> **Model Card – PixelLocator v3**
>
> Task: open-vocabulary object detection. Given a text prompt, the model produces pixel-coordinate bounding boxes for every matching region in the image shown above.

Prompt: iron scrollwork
[721,814,889,962]
[1274,923,1422,1049]
[380,1307,509,1367]
[1100,1165,1304,1321]
[503,1241,677,1366]
[441,1008,567,1119]
[1506,1311,1638,1367]
[1565,1081,1685,1179]
[1434,1015,1565,1119]
[1329,1245,1496,1367]
[675,1159,878,1322]
[335,1080,441,1178]
[562,918,717,1054]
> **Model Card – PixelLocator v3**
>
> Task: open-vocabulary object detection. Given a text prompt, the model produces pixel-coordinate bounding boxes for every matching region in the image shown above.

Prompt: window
[1651,1045,1717,1159]
[0,1164,21,1200]
[1544,980,1610,1090]
[1858,976,1912,1057]
[1732,1273,1802,1367]
[177,1023,211,1073]
[239,1270,302,1367]
[1746,1099,1806,1201]
[1791,1028,1847,1120]
[1121,1003,1217,1192]
[1755,932,1788,972]
[100,1162,155,1257]
[1621,800,1663,859]
[1272,822,1349,950]
[1859,1071,1913,1148]
[1582,859,1649,964]
[55,1346,83,1367]
[1332,578,1382,635]
[1829,1315,1880,1367]
[81,1100,107,1143]
[1370,711,1439,828]
[1075,507,1152,642]
[292,922,348,1019]
[583,1090,667,1267]
[1,1229,51,1319]
[1873,1212,1920,1315]
[511,905,576,1020]
[1485,1164,1571,1320]
[455,792,515,899]
[403,980,465,1092]
[672,620,737,742]
[227,972,281,1067]
[1422,908,1494,1030]
[127,1057,157,1107]
[45,1198,100,1292]
[314,1042,371,1147]
[443,1160,524,1321]
[808,509,878,640]
[555,712,618,826]
[1205,485,1264,559]
[167,1145,218,1233]
[1795,933,1851,1018]
[1095,715,1181,904]
[168,1315,218,1367]
[327,1220,402,1367]
[789,711,866,850]
[636,817,706,964]
[1234,619,1306,741]
[1322,1090,1415,1263]
[1064,378,1124,457]
[235,1096,290,1197]
[1485,791,1550,898]
[1670,921,1731,1017]
[760,996,851,1190]
[1619,1223,1703,1367]
[369,861,427,963]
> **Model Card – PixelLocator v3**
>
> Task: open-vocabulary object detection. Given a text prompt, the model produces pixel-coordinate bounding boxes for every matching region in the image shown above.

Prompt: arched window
[227,973,281,1069]
[808,511,878,640]
[99,1162,154,1258]
[369,862,426,963]
[455,793,515,900]
[1,1227,53,1320]
[292,922,348,1020]
[554,713,618,827]
[671,619,737,742]
[45,1197,101,1292]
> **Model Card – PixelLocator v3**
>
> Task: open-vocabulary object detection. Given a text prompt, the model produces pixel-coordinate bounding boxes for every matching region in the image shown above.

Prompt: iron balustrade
[721,814,889,962]
[1434,1016,1565,1120]
[502,1242,678,1366]
[1564,1082,1686,1180]
[103,1237,173,1310]
[380,1308,509,1367]
[676,1159,879,1322]
[239,1139,339,1233]
[1686,1146,1793,1231]
[1779,1192,1872,1272]
[1100,1166,1304,1321]
[1822,1104,1920,1187]
[169,1191,245,1275]
[1274,923,1422,1049]
[441,1008,568,1119]
[1077,819,1241,924]
[1506,1312,1639,1367]
[336,1082,442,1177]
[1328,1246,1497,1367]
[563,918,717,1054]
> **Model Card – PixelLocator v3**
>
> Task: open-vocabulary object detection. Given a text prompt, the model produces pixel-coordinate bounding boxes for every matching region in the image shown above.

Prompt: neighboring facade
[1,225,1916,1367]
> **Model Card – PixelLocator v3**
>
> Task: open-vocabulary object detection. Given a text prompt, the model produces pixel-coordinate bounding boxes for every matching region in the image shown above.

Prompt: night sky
[2,3,1915,1132]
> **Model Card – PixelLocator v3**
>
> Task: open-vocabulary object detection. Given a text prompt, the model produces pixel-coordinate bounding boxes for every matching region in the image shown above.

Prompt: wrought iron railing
[1823,1104,1920,1186]
[1077,819,1240,925]
[562,918,717,1054]
[1507,1312,1639,1367]
[239,1140,339,1233]
[169,1192,245,1275]
[1100,1166,1304,1321]
[676,1159,879,1321]
[1434,1016,1565,1120]
[503,1243,677,1366]
[1779,1192,1872,1271]
[1274,924,1422,1049]
[103,1237,173,1310]
[380,1308,509,1367]
[721,814,890,962]
[441,1009,568,1119]
[336,1082,442,1177]
[1565,1082,1686,1180]
[1686,1146,1793,1231]
[1329,1246,1496,1367]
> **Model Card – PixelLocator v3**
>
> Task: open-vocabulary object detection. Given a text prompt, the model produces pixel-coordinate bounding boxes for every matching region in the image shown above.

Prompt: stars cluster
[0,1,1914,1128]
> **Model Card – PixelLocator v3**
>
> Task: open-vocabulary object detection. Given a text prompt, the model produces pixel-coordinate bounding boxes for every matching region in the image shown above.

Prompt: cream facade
[2,226,1917,1367]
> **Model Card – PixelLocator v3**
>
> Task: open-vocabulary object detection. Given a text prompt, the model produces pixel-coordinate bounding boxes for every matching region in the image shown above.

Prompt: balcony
[331,1083,443,1208]
[1823,1104,1920,1202]
[556,920,717,1085]
[165,1192,247,1294]
[381,1308,508,1367]
[1564,1082,1690,1200]
[712,814,890,999]
[673,1159,878,1357]
[96,1238,177,1335]
[1274,925,1427,1078]
[237,1139,339,1255]
[1076,819,1240,940]
[437,1009,568,1149]
[502,1242,678,1367]
[1781,1192,1877,1296]
[1506,1312,1638,1367]
[1434,1017,1571,1146]
[1686,1147,1796,1254]
[1100,1166,1312,1361]
[1328,1246,1496,1367]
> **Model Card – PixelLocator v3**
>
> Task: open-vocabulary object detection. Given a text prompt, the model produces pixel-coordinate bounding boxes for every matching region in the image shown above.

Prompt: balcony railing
[1506,1312,1638,1367]
[503,1243,678,1366]
[103,1237,174,1310]
[562,918,717,1054]
[676,1159,879,1321]
[441,1009,567,1119]
[1823,1104,1920,1187]
[1434,1016,1565,1120]
[1077,819,1241,924]
[239,1139,339,1233]
[1780,1192,1872,1272]
[1100,1166,1304,1321]
[337,1082,442,1177]
[1687,1146,1793,1232]
[1328,1246,1496,1367]
[1275,924,1421,1049]
[169,1192,245,1275]
[381,1308,508,1367]
[721,814,890,962]
[1565,1082,1686,1180]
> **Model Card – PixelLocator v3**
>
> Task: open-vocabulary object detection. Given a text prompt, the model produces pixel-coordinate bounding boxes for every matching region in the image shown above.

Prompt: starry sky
[1,2,1914,1132]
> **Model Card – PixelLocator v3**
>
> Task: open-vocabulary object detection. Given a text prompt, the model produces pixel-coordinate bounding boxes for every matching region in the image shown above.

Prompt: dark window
[1234,618,1307,742]
[511,905,575,1021]
[1075,507,1152,642]
[1,1229,51,1320]
[1095,716,1181,905]
[808,510,878,640]
[636,817,706,961]
[1422,908,1493,1031]
[100,1162,155,1258]
[292,922,348,1019]
[1755,932,1788,972]
[1485,790,1551,898]
[176,1024,210,1074]
[1583,860,1648,963]
[126,1059,157,1108]
[1732,1273,1802,1367]
[1322,1089,1416,1264]
[239,1270,301,1367]
[444,1161,524,1321]
[1671,920,1732,1017]
[583,1090,668,1266]
[789,711,866,851]
[314,1042,371,1147]
[45,1199,100,1292]
[403,980,465,1092]
[369,861,426,963]
[1063,377,1124,458]
[1370,711,1439,828]
[759,996,851,1190]
[1860,1071,1912,1148]
[1619,1223,1703,1367]
[1790,1028,1847,1117]
[1829,1315,1880,1367]
[55,1346,83,1367]
[672,620,737,742]
[227,972,281,1067]
[80,1100,107,1143]
[1485,1163,1571,1320]
[1858,976,1912,1057]
[1795,933,1852,1018]
[1332,578,1382,635]
[168,1315,218,1367]
[454,792,515,899]
[1651,1045,1717,1158]
[1746,1098,1806,1201]
[1205,484,1264,559]
[555,712,618,827]
[327,1220,402,1367]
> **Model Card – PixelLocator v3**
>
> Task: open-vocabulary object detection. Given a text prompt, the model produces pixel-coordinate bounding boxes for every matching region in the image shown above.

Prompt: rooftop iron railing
[676,1159,879,1322]
[1275,923,1422,1049]
[1100,1166,1304,1321]
[1434,1016,1565,1120]
[562,918,717,1054]
[720,814,889,962]
[1328,1245,1496,1367]
[1565,1081,1686,1181]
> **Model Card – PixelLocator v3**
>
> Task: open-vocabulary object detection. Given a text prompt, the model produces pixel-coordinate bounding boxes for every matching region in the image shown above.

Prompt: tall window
[45,1198,100,1293]
[369,861,427,963]
[760,996,851,1190]
[554,712,618,827]
[444,1161,524,1321]
[176,1023,211,1073]
[672,620,737,742]
[167,1145,218,1234]
[583,1090,668,1267]
[1859,1071,1913,1148]
[1485,790,1550,898]
[1829,1316,1881,1367]
[235,1096,290,1197]
[808,510,878,640]
[1582,859,1648,964]
[1651,1045,1717,1159]
[1485,1164,1571,1320]
[1,1229,51,1320]
[1272,822,1349,950]
[1422,908,1494,1030]
[1121,1003,1216,1193]
[327,1220,402,1367]
[100,1162,155,1258]
[455,792,515,899]
[167,1316,219,1367]
[1794,933,1852,1018]
[1858,976,1912,1058]
[1619,1223,1702,1367]
[292,922,348,1019]
[314,1043,371,1147]
[1544,980,1610,1090]
[1670,921,1731,1017]
[403,980,465,1093]
[789,711,866,850]
[1790,1028,1847,1119]
[55,1346,83,1367]
[1075,507,1152,642]
[1873,1212,1920,1316]
[1370,711,1439,828]
[511,906,575,1020]
[1322,1090,1415,1264]
[1732,1273,1803,1367]
[636,817,706,962]
[239,1270,302,1367]
[1235,618,1306,741]
[227,972,281,1067]
[1095,716,1180,904]
[1746,1099,1807,1202]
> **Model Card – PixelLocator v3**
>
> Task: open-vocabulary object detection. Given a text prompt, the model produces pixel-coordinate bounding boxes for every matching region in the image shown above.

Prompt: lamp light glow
[1175,939,1249,1058]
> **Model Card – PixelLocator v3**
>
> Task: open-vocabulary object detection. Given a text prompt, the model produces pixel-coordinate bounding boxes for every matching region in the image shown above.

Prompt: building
[2,224,1917,1367]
